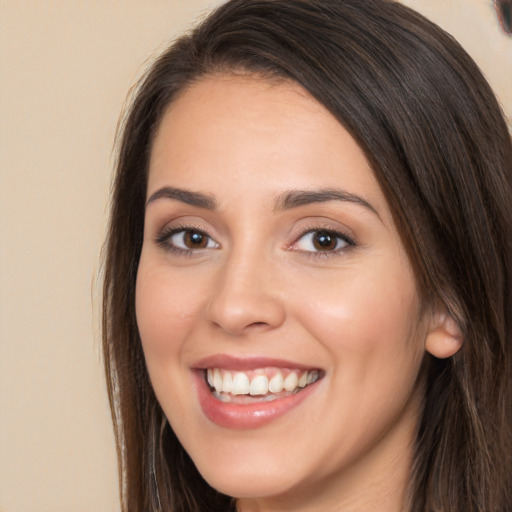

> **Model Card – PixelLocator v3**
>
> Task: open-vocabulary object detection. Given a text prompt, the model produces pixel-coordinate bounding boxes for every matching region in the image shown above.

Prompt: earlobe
[425,313,463,359]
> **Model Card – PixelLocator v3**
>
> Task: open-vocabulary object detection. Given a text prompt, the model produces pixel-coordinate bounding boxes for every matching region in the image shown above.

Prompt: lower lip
[194,371,319,429]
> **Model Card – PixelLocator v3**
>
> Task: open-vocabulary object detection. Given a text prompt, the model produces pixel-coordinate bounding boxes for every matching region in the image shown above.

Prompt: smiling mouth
[205,367,322,403]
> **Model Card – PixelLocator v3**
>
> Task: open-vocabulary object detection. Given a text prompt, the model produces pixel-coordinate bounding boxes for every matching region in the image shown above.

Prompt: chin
[185,441,305,501]
[203,469,297,502]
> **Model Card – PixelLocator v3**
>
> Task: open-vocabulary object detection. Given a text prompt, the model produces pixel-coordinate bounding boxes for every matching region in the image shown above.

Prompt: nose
[205,249,286,336]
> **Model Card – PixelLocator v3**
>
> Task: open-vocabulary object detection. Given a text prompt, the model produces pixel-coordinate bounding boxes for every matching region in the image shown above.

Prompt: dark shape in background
[495,0,511,34]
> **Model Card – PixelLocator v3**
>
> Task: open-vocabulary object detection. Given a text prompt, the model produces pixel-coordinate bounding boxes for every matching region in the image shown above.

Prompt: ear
[425,312,463,359]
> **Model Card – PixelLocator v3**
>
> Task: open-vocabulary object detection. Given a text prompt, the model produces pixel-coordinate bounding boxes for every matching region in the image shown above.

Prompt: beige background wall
[0,2,509,511]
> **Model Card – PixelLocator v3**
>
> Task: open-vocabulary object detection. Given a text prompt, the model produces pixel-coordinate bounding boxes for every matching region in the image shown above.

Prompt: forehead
[148,74,390,222]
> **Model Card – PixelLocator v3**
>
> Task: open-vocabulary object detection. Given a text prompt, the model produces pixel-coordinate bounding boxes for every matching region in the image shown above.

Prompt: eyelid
[153,219,356,258]
[289,226,356,256]
[155,224,220,254]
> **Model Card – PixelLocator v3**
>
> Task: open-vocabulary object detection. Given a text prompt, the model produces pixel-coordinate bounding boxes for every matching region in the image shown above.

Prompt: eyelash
[155,224,216,256]
[155,225,356,257]
[292,227,356,257]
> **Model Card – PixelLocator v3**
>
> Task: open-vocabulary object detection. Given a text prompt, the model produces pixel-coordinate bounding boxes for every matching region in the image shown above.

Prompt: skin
[136,74,438,511]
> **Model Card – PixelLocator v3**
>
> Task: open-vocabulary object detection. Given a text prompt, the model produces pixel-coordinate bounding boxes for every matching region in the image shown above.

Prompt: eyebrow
[275,188,379,217]
[146,186,217,210]
[146,186,379,218]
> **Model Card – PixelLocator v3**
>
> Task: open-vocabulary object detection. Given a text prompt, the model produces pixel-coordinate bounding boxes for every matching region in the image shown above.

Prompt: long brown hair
[102,1,512,510]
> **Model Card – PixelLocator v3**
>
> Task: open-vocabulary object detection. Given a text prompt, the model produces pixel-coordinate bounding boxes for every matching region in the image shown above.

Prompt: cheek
[135,259,205,360]
[290,257,424,374]
[135,259,211,421]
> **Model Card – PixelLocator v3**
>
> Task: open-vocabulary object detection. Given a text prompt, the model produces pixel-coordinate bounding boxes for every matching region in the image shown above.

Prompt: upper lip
[192,354,321,372]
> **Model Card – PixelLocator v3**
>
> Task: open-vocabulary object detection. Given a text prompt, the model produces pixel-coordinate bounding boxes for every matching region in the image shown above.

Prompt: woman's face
[136,75,430,510]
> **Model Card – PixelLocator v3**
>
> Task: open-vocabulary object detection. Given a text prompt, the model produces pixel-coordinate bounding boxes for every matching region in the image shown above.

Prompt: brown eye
[312,231,337,251]
[161,228,219,252]
[183,229,208,248]
[294,229,354,255]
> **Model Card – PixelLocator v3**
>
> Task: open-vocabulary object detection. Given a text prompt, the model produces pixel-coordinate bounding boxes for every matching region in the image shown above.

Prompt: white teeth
[250,375,269,396]
[283,372,298,392]
[213,368,223,392]
[222,372,233,393]
[268,373,284,393]
[307,370,318,384]
[206,368,320,397]
[232,372,250,395]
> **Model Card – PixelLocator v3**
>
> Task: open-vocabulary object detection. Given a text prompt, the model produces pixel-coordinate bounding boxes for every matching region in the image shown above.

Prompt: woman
[102,0,512,510]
